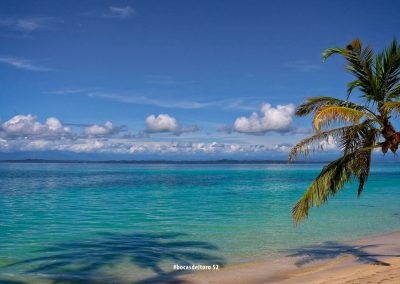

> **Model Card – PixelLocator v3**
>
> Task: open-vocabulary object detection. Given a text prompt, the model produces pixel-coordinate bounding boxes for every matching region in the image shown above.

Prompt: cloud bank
[0,138,293,156]
[0,112,330,158]
[0,114,299,156]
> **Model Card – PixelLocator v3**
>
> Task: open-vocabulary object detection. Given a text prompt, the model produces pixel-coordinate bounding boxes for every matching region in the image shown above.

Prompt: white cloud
[127,141,268,155]
[0,113,326,157]
[233,103,295,134]
[0,121,319,157]
[88,92,215,109]
[319,135,337,150]
[47,88,87,95]
[15,19,41,31]
[126,141,296,155]
[85,121,117,136]
[0,17,58,32]
[273,143,293,152]
[87,92,260,110]
[145,114,199,136]
[0,115,71,139]
[67,140,105,152]
[105,6,136,19]
[0,56,51,71]
[145,114,179,133]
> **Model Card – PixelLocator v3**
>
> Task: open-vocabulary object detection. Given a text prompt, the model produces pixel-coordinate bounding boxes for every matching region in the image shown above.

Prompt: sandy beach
[181,231,400,284]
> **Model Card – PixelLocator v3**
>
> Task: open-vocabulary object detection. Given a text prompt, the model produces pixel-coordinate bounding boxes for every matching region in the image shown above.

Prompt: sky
[0,0,399,160]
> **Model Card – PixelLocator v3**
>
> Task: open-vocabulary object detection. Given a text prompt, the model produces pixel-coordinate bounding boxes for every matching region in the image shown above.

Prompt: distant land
[1,159,397,164]
[0,152,398,164]
[0,159,325,164]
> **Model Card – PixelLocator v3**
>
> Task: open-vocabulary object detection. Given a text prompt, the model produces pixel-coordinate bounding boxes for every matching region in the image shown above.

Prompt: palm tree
[289,38,400,224]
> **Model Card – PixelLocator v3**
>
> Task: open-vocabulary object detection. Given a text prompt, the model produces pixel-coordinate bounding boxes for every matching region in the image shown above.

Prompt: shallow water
[1,163,399,283]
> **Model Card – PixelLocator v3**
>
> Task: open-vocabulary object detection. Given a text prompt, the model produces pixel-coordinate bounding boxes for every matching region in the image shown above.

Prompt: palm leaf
[355,145,373,196]
[338,120,378,155]
[323,39,378,103]
[312,106,366,131]
[289,124,363,161]
[291,38,400,224]
[296,96,370,117]
[347,79,362,97]
[379,38,400,98]
[386,84,400,100]
[322,47,351,61]
[381,101,400,116]
[292,145,380,224]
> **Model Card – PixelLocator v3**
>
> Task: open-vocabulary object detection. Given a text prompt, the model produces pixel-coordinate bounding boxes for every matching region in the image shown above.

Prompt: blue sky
[0,0,399,159]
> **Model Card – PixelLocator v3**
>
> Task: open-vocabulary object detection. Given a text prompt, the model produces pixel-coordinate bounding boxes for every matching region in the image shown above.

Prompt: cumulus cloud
[146,114,179,132]
[84,121,124,137]
[145,114,199,136]
[233,103,295,134]
[0,115,71,139]
[104,6,136,19]
[0,114,128,141]
[273,143,293,152]
[319,135,337,150]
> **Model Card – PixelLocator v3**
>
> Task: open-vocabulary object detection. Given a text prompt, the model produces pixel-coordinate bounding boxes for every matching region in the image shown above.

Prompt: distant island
[0,159,324,164]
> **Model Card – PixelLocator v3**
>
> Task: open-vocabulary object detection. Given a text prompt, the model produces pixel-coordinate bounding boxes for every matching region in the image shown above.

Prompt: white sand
[181,231,400,284]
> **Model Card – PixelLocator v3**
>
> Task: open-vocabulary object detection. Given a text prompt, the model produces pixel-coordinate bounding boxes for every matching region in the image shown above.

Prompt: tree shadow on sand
[286,241,400,267]
[4,231,225,284]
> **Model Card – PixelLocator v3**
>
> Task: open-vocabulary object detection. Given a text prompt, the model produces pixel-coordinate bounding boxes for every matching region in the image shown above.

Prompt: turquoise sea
[1,162,400,283]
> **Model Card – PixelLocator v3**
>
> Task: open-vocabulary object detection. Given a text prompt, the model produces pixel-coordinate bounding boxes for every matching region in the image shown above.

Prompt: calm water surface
[1,163,399,283]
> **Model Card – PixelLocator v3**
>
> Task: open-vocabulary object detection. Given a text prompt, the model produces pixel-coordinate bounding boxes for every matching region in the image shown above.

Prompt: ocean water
[1,162,400,283]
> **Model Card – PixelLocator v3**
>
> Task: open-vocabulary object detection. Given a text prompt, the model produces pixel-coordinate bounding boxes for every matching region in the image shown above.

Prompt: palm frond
[289,124,364,161]
[381,101,400,117]
[338,120,378,155]
[296,96,370,117]
[313,106,366,131]
[354,132,375,196]
[322,47,351,61]
[387,84,400,100]
[292,145,380,224]
[323,39,379,103]
[343,126,378,195]
[347,79,362,97]
[292,38,400,225]
[379,38,400,98]
[289,120,378,161]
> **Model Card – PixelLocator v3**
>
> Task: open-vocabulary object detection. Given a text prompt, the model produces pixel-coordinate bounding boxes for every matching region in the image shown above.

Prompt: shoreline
[180,230,400,283]
[1,230,400,283]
